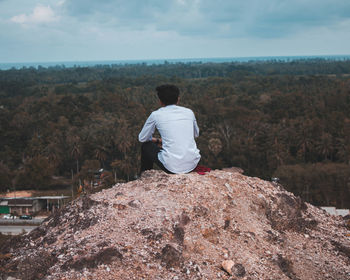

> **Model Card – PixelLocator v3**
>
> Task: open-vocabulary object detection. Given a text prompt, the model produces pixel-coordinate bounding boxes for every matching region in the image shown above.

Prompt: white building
[321,207,350,217]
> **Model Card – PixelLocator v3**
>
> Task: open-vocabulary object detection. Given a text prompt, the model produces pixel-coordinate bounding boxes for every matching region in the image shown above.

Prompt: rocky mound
[1,169,350,280]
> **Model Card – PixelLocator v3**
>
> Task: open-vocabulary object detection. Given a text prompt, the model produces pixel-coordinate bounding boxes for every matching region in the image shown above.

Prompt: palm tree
[270,136,288,167]
[114,118,133,156]
[94,146,107,168]
[296,126,314,162]
[336,138,350,165]
[71,142,81,174]
[44,141,62,170]
[315,133,333,161]
[112,155,134,181]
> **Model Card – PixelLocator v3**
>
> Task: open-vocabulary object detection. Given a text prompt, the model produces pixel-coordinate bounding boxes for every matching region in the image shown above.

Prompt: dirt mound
[1,169,349,280]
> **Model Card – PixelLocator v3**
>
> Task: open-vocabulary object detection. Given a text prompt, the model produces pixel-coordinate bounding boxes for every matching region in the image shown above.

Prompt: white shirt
[138,105,201,173]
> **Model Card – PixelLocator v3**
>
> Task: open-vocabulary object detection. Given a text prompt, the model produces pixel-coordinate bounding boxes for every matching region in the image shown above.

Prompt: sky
[0,0,350,63]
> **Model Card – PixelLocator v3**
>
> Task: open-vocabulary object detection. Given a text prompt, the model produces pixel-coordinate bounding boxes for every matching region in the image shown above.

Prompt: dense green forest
[1,59,350,208]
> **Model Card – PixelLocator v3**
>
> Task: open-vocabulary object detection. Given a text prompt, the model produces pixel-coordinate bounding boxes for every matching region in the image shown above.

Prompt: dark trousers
[140,141,172,174]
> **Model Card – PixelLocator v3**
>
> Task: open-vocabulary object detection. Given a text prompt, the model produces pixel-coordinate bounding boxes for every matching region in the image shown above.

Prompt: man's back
[139,105,200,173]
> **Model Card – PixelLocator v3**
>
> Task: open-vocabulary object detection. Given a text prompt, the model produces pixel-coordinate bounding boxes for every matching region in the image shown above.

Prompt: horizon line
[1,54,350,70]
[2,54,350,65]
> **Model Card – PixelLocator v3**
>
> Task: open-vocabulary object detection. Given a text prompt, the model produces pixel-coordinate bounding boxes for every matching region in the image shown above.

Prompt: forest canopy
[1,58,350,208]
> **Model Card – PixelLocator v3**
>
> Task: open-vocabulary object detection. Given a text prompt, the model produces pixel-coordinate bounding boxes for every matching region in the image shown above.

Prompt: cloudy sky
[1,0,350,63]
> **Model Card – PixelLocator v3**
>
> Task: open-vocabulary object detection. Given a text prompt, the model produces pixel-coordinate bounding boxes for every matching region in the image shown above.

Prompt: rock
[222,167,244,174]
[159,244,183,268]
[233,263,246,277]
[113,203,127,210]
[128,199,142,208]
[222,260,235,275]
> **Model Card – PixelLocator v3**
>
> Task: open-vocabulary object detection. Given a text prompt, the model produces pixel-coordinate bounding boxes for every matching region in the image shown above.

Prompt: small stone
[222,260,234,275]
[128,199,142,208]
[113,204,127,210]
[115,192,124,197]
[233,263,246,277]
[225,183,233,193]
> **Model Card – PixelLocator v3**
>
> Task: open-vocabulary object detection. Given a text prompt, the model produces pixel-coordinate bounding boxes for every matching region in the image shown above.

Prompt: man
[138,84,201,174]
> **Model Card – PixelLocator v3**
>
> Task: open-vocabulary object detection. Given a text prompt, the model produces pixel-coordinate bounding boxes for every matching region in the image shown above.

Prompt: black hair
[156,84,180,106]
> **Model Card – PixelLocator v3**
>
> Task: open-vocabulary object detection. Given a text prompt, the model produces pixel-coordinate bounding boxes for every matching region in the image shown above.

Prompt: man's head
[156,84,180,106]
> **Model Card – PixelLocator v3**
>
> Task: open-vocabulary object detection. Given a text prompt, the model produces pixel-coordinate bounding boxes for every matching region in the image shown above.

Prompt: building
[0,200,9,214]
[321,206,350,217]
[7,198,42,215]
[0,196,70,216]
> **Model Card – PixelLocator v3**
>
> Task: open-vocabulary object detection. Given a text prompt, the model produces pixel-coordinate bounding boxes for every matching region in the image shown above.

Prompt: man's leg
[140,141,172,174]
[140,141,159,172]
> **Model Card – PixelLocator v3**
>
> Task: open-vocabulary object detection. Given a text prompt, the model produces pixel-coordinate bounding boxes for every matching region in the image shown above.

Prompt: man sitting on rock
[138,84,201,174]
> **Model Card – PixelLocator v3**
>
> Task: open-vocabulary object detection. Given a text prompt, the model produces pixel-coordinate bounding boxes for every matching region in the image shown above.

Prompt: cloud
[1,0,349,63]
[11,4,58,25]
[57,0,66,6]
[62,0,169,27]
[57,0,350,39]
[199,0,350,37]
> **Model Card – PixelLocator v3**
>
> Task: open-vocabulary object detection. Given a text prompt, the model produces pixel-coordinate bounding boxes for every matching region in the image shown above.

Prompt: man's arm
[194,116,199,138]
[138,113,156,142]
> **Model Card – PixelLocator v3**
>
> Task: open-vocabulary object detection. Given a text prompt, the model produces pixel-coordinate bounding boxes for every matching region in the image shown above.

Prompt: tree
[94,146,107,168]
[15,156,54,190]
[315,133,334,161]
[78,159,100,183]
[295,120,314,162]
[69,137,81,174]
[111,154,138,181]
[0,162,12,192]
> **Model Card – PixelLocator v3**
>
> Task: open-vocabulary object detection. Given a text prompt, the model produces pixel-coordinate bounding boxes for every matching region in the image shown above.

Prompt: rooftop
[0,196,70,200]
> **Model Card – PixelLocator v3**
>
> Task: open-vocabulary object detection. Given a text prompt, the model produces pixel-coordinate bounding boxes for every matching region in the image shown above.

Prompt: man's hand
[152,137,162,147]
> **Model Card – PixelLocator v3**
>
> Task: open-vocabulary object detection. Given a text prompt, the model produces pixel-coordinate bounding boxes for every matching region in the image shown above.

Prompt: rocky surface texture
[1,169,350,280]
